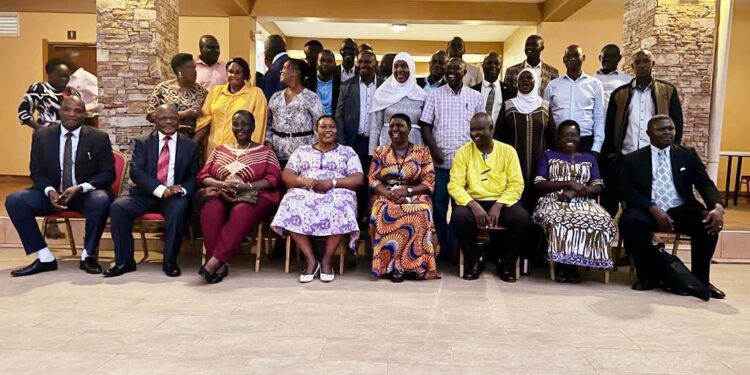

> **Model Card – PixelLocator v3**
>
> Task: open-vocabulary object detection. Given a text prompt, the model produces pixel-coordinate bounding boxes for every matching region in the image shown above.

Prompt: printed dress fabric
[532,150,615,269]
[147,79,208,132]
[271,144,363,249]
[369,144,438,279]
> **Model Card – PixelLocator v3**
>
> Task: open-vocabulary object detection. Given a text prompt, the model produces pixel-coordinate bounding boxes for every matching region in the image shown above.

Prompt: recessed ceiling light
[392,24,407,32]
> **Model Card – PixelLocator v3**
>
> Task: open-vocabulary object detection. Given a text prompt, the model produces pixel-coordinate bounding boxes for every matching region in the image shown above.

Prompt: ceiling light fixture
[392,24,407,32]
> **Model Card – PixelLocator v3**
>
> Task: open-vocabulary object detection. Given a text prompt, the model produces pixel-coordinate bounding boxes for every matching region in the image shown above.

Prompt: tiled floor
[0,249,748,374]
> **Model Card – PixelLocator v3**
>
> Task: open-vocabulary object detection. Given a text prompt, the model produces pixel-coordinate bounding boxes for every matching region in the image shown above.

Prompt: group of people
[7,33,726,299]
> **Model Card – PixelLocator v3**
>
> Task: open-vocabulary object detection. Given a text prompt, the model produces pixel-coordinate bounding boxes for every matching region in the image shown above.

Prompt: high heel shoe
[320,264,335,283]
[299,263,320,283]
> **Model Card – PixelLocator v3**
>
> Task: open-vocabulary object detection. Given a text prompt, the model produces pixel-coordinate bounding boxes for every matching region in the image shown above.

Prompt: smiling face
[647,117,675,149]
[482,53,501,83]
[154,104,179,136]
[444,58,466,87]
[469,114,493,149]
[524,36,544,60]
[357,51,377,79]
[388,117,410,147]
[226,62,246,87]
[340,39,358,67]
[555,124,580,153]
[280,60,300,85]
[517,71,535,94]
[316,117,337,146]
[60,96,86,131]
[232,112,255,144]
[393,60,410,84]
[199,36,220,66]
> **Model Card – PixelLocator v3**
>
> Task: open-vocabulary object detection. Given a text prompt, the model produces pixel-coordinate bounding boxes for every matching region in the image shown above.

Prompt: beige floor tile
[154,314,273,335]
[387,362,528,375]
[90,353,250,375]
[242,359,387,375]
[0,349,115,375]
[711,352,750,373]
[450,342,595,371]
[58,330,207,356]
[36,312,169,332]
[583,348,735,374]
[320,338,454,365]
[190,335,325,359]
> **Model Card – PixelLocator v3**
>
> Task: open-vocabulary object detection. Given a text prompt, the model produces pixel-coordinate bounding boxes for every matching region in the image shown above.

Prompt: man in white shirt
[544,45,605,155]
[447,37,484,87]
[504,35,560,95]
[471,52,517,126]
[594,44,632,110]
[336,38,359,82]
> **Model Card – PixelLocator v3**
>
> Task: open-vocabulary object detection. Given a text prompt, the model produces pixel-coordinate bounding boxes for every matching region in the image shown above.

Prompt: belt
[356,134,369,138]
[272,129,314,138]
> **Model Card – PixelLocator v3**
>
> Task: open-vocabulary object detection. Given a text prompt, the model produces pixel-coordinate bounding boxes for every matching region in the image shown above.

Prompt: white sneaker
[320,266,335,283]
[299,263,320,283]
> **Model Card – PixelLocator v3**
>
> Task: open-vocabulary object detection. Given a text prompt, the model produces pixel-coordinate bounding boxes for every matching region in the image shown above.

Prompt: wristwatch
[407,187,413,196]
[332,179,338,189]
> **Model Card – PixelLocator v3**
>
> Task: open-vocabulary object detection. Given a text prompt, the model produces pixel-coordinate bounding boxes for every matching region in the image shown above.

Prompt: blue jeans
[433,167,455,256]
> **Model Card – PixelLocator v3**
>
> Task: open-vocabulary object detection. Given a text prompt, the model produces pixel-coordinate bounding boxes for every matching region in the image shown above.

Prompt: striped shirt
[18,82,81,126]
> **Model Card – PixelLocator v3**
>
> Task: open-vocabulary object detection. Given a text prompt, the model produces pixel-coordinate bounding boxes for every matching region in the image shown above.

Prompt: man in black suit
[335,38,359,83]
[471,52,516,127]
[6,96,114,276]
[104,104,199,278]
[309,50,341,117]
[335,50,383,220]
[619,115,725,298]
[302,39,323,91]
[262,34,289,100]
[417,51,448,94]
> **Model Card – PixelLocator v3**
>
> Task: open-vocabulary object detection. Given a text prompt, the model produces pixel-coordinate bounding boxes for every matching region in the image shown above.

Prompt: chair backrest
[111,150,128,198]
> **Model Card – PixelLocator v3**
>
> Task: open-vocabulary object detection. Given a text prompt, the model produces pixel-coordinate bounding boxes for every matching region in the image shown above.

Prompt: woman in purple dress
[271,115,364,283]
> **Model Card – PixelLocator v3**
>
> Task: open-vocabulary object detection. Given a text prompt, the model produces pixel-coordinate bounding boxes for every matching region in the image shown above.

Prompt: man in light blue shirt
[544,45,605,155]
[314,50,338,116]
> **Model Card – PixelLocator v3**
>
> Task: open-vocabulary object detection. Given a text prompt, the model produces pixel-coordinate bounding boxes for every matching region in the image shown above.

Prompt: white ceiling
[275,21,520,42]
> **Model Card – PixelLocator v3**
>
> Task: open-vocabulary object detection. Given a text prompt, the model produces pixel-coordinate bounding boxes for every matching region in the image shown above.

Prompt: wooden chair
[200,219,273,272]
[41,150,128,255]
[458,226,521,280]
[136,214,198,263]
[284,235,347,275]
[612,233,683,285]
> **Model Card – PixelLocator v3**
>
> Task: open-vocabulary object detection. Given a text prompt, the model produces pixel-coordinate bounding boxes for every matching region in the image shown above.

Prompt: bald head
[470,112,494,148]
[154,103,179,136]
[198,35,220,66]
[632,49,655,80]
[60,96,86,130]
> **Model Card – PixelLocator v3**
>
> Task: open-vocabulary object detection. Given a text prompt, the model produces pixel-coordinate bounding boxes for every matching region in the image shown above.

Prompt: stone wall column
[622,0,717,159]
[96,0,179,153]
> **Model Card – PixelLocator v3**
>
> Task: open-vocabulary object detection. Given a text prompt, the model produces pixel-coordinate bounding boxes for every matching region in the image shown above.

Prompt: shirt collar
[61,125,82,138]
[342,65,355,74]
[196,57,223,68]
[564,72,590,82]
[272,52,288,64]
[524,60,542,69]
[482,78,500,88]
[650,144,670,156]
[595,69,621,76]
[427,76,444,86]
[632,78,653,91]
[359,76,375,86]
[158,131,176,141]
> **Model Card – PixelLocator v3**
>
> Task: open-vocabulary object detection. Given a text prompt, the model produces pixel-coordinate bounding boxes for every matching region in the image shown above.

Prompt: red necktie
[157,136,171,185]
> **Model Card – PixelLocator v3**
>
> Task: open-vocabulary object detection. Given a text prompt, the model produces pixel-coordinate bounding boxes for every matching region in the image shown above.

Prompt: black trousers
[353,135,371,222]
[110,194,189,265]
[599,157,621,218]
[5,189,112,256]
[619,205,718,285]
[451,201,531,267]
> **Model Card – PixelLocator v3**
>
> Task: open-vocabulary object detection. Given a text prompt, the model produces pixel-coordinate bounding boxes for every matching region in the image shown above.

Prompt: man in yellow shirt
[449,113,531,282]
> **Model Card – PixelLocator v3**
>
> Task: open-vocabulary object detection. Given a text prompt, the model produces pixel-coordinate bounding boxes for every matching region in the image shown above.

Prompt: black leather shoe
[79,257,103,274]
[103,260,136,278]
[497,265,516,283]
[163,262,181,277]
[667,286,690,296]
[632,279,656,291]
[10,259,58,277]
[391,270,405,283]
[708,284,726,299]
[463,262,483,280]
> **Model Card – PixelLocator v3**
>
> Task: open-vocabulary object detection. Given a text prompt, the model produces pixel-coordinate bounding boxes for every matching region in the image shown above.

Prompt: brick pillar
[96,0,179,153]
[622,0,716,159]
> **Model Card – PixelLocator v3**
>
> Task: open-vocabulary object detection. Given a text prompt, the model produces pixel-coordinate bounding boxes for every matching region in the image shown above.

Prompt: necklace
[234,142,252,150]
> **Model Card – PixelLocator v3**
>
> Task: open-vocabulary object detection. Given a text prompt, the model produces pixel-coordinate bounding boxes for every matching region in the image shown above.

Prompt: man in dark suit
[302,39,323,91]
[6,96,114,276]
[309,50,341,117]
[104,104,199,278]
[619,115,725,299]
[334,38,359,83]
[471,52,517,127]
[417,51,448,94]
[262,34,289,100]
[335,50,383,220]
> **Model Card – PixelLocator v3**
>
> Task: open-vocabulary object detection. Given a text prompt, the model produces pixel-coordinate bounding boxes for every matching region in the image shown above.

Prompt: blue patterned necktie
[653,149,672,211]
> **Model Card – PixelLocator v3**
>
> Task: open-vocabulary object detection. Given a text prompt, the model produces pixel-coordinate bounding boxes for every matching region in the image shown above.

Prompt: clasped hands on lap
[468,200,504,229]
[47,185,84,210]
[647,203,724,235]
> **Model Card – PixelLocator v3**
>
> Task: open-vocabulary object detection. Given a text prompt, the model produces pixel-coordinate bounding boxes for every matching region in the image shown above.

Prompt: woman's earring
[178,72,183,79]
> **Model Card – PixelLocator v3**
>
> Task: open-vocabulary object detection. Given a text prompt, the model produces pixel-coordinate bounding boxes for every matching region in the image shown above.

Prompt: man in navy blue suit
[104,104,199,278]
[262,34,289,100]
[6,96,114,276]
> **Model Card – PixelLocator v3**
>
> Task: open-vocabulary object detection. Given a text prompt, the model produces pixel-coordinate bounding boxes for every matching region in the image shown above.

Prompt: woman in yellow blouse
[196,57,268,157]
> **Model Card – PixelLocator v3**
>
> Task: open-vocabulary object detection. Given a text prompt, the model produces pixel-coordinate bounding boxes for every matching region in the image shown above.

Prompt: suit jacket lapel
[51,125,62,187]
[645,147,653,200]
[353,80,361,127]
[669,145,682,192]
[149,133,160,175]
[74,125,88,165]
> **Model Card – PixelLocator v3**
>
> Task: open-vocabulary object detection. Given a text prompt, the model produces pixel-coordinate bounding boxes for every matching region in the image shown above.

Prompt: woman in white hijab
[368,52,428,155]
[496,68,555,212]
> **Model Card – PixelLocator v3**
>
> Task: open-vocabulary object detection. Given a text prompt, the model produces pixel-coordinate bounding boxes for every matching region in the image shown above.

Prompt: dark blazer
[471,81,517,131]
[417,76,446,90]
[262,53,289,100]
[309,75,341,118]
[128,132,200,197]
[30,124,115,192]
[334,75,384,147]
[621,145,722,211]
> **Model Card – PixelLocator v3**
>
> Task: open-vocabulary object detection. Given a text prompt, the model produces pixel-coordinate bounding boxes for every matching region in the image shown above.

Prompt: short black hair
[286,58,308,81]
[170,53,194,75]
[304,40,323,49]
[601,44,620,54]
[647,114,674,130]
[316,115,335,127]
[226,57,251,81]
[45,58,70,75]
[557,120,581,135]
[389,113,412,128]
[233,109,256,125]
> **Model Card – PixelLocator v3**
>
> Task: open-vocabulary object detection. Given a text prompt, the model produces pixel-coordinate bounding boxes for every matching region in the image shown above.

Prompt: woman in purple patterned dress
[271,115,364,283]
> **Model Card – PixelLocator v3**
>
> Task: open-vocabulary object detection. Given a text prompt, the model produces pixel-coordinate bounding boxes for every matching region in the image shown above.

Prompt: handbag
[655,243,711,301]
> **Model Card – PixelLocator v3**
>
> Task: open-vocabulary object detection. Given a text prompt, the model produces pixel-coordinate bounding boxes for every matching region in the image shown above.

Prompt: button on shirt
[316,78,334,115]
[544,73,605,152]
[341,65,356,82]
[650,145,684,210]
[358,77,377,135]
[152,132,180,198]
[195,58,227,91]
[594,70,632,110]
[622,81,655,155]
[419,84,485,169]
[480,79,504,125]
[44,126,95,196]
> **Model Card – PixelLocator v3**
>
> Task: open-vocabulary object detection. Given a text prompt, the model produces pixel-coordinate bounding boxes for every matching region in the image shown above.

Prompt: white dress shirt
[152,131,183,198]
[595,70,632,110]
[44,126,95,196]
[480,78,504,125]
[650,145,684,210]
[622,80,656,155]
[462,64,484,87]
[341,65,356,82]
[525,61,543,88]
[544,72,606,152]
[358,77,377,136]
